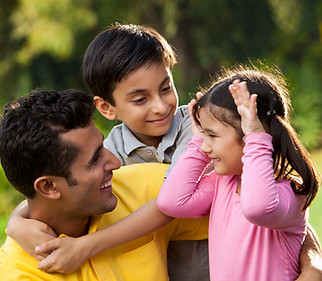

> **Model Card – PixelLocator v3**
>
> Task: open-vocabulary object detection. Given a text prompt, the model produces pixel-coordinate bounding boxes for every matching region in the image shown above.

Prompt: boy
[82,24,209,280]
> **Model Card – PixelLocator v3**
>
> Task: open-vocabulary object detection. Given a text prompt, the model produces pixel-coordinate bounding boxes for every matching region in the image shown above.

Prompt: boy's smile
[96,63,178,148]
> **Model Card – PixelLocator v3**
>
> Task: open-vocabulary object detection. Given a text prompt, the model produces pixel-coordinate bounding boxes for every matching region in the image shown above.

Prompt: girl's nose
[200,139,211,154]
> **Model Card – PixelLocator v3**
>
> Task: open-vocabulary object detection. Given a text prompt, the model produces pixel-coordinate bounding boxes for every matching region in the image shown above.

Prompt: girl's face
[198,107,244,176]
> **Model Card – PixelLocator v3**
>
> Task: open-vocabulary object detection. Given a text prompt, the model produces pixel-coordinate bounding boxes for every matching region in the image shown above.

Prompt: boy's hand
[7,218,56,259]
[6,200,57,259]
[229,79,266,135]
[188,92,204,138]
[35,236,91,273]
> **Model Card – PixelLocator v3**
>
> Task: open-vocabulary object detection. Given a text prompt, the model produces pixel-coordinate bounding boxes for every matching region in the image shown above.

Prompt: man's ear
[94,96,117,120]
[34,176,61,200]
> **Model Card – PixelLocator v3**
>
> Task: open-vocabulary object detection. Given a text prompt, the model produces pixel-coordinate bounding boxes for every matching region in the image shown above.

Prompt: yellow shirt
[0,163,208,281]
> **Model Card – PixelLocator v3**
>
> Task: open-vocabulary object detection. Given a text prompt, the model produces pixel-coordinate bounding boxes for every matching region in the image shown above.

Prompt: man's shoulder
[0,236,97,281]
[115,163,169,176]
[113,163,169,194]
[0,237,59,280]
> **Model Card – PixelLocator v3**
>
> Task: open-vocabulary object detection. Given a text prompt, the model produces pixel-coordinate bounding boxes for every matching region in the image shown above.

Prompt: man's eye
[89,153,101,169]
[92,154,100,163]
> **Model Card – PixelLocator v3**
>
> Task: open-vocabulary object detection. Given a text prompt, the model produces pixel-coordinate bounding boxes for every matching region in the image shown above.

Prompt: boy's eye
[132,97,147,104]
[161,83,172,93]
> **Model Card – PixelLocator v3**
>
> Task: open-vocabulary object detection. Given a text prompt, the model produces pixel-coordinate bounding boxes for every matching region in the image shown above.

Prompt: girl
[157,65,320,280]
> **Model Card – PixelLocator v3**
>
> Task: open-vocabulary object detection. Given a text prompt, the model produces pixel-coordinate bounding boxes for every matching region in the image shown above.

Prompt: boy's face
[95,63,178,148]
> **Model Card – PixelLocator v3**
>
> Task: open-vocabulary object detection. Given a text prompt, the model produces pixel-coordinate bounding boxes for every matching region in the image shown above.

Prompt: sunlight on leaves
[10,0,97,64]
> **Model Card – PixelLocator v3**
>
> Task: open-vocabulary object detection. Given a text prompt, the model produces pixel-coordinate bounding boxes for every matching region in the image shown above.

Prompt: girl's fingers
[195,91,203,100]
[229,80,252,109]
[249,94,258,116]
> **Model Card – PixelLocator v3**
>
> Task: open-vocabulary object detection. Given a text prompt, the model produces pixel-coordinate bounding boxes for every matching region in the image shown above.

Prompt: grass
[0,215,9,245]
[309,149,322,240]
[1,149,322,247]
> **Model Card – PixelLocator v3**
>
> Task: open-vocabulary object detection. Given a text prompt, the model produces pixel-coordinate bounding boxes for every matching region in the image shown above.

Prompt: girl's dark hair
[193,65,320,210]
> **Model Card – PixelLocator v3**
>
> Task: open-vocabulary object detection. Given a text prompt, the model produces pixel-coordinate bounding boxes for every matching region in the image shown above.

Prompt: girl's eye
[205,132,217,139]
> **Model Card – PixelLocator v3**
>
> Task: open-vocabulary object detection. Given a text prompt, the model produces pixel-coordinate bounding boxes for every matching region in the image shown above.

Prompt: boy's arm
[295,224,322,281]
[6,200,57,259]
[35,198,173,273]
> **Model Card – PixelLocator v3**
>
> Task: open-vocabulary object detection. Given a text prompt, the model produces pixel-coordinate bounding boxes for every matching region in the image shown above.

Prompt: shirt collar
[121,106,186,156]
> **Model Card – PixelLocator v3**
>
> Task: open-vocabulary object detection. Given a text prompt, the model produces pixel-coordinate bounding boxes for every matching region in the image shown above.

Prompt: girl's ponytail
[269,114,319,210]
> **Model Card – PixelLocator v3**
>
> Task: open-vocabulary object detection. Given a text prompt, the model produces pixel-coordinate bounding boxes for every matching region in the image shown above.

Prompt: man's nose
[103,149,121,171]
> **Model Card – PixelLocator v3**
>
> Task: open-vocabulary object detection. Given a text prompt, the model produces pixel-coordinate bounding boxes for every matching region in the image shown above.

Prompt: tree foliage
[0,0,321,148]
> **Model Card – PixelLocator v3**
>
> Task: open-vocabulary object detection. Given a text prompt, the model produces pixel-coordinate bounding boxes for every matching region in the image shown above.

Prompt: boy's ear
[94,96,117,120]
[34,176,61,200]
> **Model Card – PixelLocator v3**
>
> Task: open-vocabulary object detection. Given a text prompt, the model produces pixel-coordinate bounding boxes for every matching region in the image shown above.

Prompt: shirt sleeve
[104,125,126,165]
[240,133,307,231]
[158,136,214,218]
[164,106,193,179]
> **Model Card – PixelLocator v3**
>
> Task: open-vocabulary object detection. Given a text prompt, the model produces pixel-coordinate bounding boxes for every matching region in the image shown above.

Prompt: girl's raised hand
[188,92,204,138]
[229,80,266,135]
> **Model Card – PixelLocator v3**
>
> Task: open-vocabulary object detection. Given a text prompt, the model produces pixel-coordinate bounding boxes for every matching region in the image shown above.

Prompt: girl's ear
[34,176,61,200]
[94,96,117,120]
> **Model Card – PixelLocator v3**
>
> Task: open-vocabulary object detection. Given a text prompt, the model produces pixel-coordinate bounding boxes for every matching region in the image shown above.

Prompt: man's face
[59,120,121,217]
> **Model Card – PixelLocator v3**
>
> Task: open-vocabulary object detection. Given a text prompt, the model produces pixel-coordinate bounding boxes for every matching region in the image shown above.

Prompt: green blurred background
[0,0,321,245]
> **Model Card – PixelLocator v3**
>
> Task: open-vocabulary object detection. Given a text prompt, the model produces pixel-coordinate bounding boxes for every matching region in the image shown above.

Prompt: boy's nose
[151,96,167,114]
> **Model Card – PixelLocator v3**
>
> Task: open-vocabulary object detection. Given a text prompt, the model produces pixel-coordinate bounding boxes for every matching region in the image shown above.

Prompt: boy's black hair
[82,23,177,105]
[0,89,96,198]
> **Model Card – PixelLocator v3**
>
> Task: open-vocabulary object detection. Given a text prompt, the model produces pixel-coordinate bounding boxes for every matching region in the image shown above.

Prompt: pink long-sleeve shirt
[158,133,307,281]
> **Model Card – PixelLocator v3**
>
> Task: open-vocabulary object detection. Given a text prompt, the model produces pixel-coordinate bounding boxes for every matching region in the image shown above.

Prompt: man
[0,89,208,280]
